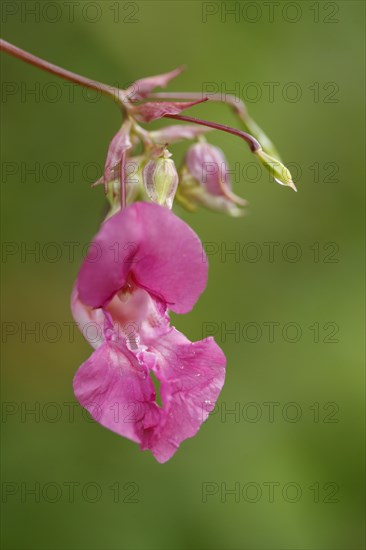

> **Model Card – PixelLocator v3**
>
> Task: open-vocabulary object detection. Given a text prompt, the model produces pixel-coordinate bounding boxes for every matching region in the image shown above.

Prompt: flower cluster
[95,66,296,219]
[1,40,296,462]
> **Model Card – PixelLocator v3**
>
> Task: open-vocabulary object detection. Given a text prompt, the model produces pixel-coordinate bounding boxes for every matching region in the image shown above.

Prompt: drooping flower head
[72,202,226,463]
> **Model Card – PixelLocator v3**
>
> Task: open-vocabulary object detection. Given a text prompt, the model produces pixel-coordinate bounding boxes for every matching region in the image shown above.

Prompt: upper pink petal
[77,202,208,314]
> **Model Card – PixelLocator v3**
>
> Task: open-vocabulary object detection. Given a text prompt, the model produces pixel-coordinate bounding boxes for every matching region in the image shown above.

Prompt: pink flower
[72,202,226,463]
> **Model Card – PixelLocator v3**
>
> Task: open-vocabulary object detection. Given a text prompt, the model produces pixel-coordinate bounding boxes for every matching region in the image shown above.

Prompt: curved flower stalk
[1,39,297,462]
[72,202,226,463]
[149,90,282,160]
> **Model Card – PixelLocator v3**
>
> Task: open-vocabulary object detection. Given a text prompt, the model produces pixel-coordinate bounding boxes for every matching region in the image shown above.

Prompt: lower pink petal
[73,342,160,445]
[143,330,226,463]
[73,288,226,463]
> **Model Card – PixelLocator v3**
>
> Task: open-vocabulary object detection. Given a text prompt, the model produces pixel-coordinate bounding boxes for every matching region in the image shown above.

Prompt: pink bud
[186,142,229,196]
[179,142,246,216]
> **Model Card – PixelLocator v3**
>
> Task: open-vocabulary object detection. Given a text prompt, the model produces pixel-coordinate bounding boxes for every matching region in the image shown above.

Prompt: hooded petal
[73,341,160,444]
[77,202,208,314]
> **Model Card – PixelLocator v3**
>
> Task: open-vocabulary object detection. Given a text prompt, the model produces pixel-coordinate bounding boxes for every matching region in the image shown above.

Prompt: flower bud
[255,149,297,191]
[177,141,246,217]
[142,148,178,209]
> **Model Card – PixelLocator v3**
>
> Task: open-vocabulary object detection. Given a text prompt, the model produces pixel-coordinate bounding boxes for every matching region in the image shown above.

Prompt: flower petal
[77,202,208,314]
[144,330,226,463]
[73,341,160,444]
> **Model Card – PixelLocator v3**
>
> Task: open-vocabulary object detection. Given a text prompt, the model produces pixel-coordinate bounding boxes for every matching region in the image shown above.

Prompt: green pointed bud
[255,149,297,192]
[142,148,178,209]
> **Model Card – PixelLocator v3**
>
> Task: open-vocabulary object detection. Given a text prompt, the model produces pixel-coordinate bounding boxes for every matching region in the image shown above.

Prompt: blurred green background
[1,1,364,549]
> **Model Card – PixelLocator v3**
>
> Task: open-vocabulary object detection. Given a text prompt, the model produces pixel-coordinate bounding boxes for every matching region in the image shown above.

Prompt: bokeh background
[1,1,365,549]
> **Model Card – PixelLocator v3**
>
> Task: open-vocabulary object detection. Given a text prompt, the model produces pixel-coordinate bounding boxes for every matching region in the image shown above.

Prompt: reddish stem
[151,91,247,117]
[120,152,126,209]
[0,38,117,98]
[164,114,261,152]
